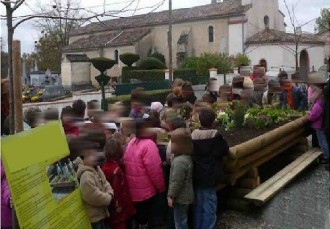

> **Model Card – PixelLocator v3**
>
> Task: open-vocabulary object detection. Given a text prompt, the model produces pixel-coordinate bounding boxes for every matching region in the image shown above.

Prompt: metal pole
[101,82,107,111]
[242,14,245,54]
[13,40,23,133]
[168,0,173,85]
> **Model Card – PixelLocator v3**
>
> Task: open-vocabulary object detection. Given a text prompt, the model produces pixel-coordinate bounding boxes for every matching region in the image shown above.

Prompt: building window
[208,26,214,43]
[114,50,119,64]
[264,15,269,29]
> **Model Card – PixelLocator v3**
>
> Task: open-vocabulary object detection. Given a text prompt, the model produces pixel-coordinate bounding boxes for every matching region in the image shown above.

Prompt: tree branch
[13,14,96,30]
[13,0,25,11]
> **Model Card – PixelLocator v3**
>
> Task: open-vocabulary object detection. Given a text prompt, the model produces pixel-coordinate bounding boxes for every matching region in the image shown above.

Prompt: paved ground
[192,85,330,229]
[217,164,330,229]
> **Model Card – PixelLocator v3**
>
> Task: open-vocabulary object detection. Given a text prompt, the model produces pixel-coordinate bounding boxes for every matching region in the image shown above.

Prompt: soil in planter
[217,124,282,147]
[217,118,300,147]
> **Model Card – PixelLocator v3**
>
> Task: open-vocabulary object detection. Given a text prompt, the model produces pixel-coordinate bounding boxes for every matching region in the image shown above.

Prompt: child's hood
[76,163,98,180]
[191,128,218,140]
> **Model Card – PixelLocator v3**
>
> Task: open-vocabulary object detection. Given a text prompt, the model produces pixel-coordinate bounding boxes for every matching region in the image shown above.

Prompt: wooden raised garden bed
[224,115,309,186]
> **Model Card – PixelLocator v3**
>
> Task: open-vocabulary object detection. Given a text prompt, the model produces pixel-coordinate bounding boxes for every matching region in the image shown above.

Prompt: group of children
[1,66,329,229]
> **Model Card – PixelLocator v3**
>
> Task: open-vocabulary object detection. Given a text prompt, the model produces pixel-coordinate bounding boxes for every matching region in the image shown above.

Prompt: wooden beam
[227,137,302,184]
[229,116,308,159]
[237,128,305,168]
[13,40,23,133]
[244,148,321,206]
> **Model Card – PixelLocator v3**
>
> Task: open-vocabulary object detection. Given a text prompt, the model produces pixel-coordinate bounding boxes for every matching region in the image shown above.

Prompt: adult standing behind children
[191,108,229,229]
[124,118,165,229]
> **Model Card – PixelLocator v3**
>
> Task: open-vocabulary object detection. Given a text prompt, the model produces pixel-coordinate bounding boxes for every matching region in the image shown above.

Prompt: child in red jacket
[102,138,136,229]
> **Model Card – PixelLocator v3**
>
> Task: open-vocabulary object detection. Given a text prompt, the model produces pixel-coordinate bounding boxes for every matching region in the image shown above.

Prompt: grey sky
[1,0,329,54]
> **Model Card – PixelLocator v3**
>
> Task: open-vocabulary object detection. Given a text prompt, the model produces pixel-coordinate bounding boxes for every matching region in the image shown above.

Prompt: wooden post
[13,40,23,133]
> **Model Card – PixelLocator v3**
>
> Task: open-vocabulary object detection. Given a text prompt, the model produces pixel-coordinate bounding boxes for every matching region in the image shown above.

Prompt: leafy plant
[138,57,167,70]
[244,107,304,129]
[119,53,140,67]
[232,101,246,127]
[180,57,199,69]
[232,53,251,68]
[196,52,233,76]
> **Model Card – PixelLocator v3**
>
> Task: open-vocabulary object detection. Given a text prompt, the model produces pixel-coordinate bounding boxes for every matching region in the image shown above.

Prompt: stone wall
[23,91,113,116]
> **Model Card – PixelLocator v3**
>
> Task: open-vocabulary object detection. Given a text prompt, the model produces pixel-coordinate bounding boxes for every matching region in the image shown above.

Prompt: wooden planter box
[223,116,309,186]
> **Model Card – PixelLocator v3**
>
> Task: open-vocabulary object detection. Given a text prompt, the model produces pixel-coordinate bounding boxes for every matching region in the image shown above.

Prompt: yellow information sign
[1,121,91,229]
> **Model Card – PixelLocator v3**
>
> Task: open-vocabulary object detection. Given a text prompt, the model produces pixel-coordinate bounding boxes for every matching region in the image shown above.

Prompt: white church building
[63,0,326,89]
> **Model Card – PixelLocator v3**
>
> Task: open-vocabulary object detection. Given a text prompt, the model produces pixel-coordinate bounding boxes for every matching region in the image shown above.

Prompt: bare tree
[282,0,319,72]
[1,0,167,134]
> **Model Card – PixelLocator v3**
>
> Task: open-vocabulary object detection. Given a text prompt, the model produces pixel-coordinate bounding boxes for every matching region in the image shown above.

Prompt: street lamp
[90,57,116,111]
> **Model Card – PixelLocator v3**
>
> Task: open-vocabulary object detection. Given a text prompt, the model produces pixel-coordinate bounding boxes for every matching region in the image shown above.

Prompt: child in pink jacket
[308,85,329,164]
[124,119,165,228]
[1,160,12,229]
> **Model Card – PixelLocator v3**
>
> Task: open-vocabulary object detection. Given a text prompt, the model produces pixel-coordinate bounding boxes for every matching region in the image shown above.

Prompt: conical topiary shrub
[119,53,140,67]
[90,57,116,73]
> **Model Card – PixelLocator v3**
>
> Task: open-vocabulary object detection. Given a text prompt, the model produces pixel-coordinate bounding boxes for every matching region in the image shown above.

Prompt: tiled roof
[245,29,325,45]
[63,28,150,51]
[66,54,90,62]
[70,0,249,36]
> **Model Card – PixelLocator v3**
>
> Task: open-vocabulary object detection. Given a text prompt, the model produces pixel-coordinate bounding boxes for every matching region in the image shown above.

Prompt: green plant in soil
[215,102,304,131]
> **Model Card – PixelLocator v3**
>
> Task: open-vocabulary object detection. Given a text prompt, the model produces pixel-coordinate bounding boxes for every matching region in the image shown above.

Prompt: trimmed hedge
[150,52,166,64]
[121,68,209,85]
[107,89,171,116]
[122,69,164,83]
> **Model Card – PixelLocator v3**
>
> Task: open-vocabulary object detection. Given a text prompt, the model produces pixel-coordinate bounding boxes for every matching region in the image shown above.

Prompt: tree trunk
[168,0,173,84]
[6,5,15,134]
[295,43,299,71]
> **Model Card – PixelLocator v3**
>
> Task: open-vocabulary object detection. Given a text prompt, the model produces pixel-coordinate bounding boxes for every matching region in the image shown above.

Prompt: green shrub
[119,53,140,67]
[180,57,199,69]
[107,89,171,116]
[232,101,246,127]
[232,53,250,68]
[121,69,165,83]
[150,52,166,64]
[121,67,208,85]
[196,53,233,76]
[138,57,167,70]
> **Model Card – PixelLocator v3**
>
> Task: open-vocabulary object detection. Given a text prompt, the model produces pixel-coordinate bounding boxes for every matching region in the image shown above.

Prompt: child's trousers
[194,188,217,229]
[173,203,190,229]
[91,220,106,229]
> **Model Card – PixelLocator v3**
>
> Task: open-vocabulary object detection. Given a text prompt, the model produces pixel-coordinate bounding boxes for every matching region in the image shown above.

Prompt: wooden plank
[229,116,308,159]
[245,148,321,206]
[237,129,305,168]
[228,137,302,184]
